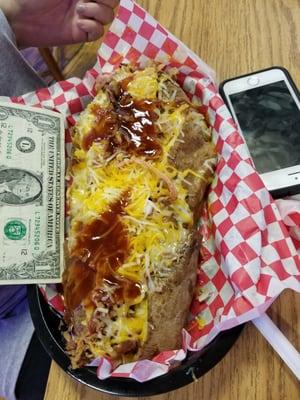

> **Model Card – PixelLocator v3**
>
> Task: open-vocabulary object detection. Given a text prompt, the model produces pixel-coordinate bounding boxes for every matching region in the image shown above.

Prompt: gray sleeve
[0,298,34,400]
[0,11,45,400]
[0,9,45,97]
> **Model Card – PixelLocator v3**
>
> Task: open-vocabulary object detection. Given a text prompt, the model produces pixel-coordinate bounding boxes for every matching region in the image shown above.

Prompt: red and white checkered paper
[275,196,300,252]
[7,0,300,382]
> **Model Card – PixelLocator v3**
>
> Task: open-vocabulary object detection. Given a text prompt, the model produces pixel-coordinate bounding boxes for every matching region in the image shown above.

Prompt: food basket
[7,0,299,393]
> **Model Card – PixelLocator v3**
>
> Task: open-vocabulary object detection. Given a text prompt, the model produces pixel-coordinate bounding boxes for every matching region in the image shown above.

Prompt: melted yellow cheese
[127,67,159,100]
[68,65,211,361]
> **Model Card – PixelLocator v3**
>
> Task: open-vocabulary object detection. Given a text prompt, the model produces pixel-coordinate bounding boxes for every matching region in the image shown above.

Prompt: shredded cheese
[66,65,213,363]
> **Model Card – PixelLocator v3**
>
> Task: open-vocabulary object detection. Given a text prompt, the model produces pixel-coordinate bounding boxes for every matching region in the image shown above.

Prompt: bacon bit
[132,157,178,201]
[88,319,97,335]
[113,340,138,354]
[95,74,112,92]
[66,338,77,351]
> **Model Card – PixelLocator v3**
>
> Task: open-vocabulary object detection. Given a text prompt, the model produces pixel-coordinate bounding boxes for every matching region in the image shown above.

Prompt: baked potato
[62,64,217,368]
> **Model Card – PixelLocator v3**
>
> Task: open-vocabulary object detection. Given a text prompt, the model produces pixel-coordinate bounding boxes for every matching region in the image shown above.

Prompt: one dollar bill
[0,101,65,284]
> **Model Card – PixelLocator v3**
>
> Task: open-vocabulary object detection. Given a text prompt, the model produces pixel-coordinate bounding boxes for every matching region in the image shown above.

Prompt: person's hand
[0,0,119,48]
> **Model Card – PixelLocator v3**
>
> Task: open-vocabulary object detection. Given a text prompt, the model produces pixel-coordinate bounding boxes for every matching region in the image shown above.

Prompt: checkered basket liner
[6,0,300,382]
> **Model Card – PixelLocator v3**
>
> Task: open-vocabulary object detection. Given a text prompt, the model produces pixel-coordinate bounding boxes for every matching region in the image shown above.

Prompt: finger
[85,0,120,8]
[77,19,104,42]
[77,2,114,25]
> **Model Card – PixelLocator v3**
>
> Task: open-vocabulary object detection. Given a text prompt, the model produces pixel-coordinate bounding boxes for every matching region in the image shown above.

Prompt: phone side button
[287,171,300,176]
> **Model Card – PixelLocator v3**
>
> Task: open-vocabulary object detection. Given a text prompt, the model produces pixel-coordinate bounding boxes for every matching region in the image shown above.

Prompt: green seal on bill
[4,220,27,240]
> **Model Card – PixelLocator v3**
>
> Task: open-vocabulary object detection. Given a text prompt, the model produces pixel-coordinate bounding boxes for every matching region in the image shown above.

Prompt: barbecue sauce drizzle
[82,77,162,159]
[64,76,163,312]
[64,192,141,312]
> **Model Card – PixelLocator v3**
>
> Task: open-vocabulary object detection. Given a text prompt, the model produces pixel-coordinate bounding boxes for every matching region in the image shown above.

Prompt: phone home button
[247,76,260,86]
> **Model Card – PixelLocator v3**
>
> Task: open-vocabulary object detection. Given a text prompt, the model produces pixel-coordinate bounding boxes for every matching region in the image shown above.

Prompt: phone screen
[229,80,300,174]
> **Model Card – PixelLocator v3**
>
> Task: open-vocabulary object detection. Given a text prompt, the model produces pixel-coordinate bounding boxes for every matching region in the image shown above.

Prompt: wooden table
[45,1,300,399]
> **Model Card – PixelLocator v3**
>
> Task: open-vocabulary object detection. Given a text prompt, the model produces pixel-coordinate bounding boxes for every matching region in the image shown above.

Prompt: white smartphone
[220,67,300,197]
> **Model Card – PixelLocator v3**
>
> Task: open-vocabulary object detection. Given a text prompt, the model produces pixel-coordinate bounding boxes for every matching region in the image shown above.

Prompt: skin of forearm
[0,0,118,48]
[0,0,55,48]
[0,0,25,46]
[0,0,21,22]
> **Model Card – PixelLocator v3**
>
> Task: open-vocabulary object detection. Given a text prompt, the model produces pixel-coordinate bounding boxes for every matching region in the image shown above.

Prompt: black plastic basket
[28,284,244,397]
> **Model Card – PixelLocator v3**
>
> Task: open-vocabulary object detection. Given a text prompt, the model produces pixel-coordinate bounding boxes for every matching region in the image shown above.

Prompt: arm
[0,8,44,96]
[0,0,119,96]
[0,0,119,48]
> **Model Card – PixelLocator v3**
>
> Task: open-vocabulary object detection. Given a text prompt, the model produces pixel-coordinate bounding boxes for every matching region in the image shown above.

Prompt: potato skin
[65,68,217,365]
[139,242,199,358]
[138,82,216,358]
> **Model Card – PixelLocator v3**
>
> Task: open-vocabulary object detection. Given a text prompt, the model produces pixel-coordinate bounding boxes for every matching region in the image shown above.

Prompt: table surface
[45,1,300,399]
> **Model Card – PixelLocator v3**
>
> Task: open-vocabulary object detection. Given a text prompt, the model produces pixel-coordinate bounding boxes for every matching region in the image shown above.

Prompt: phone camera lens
[247,76,260,86]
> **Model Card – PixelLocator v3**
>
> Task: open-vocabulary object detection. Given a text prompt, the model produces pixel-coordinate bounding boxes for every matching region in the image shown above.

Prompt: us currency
[0,101,65,284]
